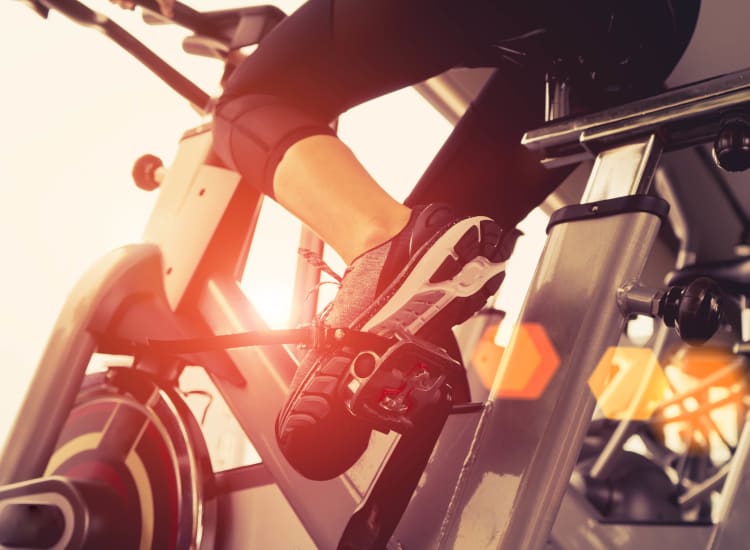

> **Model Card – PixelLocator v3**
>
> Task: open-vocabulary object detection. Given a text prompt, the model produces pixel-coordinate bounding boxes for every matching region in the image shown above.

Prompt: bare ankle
[349,207,412,263]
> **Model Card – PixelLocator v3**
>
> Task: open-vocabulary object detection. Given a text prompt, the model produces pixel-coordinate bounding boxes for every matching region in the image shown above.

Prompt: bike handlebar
[25,0,286,112]
[31,0,212,111]
[36,0,221,39]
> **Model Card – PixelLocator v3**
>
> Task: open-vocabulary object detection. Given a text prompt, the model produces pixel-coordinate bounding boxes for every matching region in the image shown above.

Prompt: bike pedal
[341,332,461,434]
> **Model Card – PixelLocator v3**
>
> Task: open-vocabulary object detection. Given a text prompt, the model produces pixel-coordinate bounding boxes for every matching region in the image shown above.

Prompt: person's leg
[212,0,537,481]
[405,0,701,225]
[212,0,702,482]
[273,135,410,264]
[214,0,529,261]
[215,0,701,254]
[405,68,572,229]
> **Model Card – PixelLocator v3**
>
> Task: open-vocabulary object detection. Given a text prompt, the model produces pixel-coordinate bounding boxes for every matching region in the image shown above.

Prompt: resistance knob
[660,277,722,344]
[132,154,164,191]
[713,119,750,172]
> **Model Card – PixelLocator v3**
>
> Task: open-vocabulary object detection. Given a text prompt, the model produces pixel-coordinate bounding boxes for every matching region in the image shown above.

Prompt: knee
[212,94,336,197]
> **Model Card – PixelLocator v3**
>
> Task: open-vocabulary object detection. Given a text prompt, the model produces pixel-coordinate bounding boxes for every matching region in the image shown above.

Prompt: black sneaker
[276,204,519,480]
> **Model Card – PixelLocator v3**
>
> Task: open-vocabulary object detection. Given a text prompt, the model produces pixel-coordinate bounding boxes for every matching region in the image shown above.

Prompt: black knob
[660,277,722,344]
[132,154,163,191]
[713,119,750,172]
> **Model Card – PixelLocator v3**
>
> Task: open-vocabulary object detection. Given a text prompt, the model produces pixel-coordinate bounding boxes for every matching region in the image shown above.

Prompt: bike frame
[4,1,750,548]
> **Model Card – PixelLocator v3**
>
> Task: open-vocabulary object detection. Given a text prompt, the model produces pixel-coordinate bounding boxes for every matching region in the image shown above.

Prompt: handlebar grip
[37,0,211,111]
[39,0,204,34]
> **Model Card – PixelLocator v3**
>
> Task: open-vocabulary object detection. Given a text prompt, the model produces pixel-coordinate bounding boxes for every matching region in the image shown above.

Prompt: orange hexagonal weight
[491,323,560,399]
[588,347,671,421]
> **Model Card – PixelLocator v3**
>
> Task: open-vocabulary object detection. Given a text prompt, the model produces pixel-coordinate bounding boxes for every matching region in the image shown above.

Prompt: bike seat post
[581,134,662,202]
[545,73,571,122]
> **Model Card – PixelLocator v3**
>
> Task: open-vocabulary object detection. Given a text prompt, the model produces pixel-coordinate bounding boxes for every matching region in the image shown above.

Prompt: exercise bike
[3,0,750,548]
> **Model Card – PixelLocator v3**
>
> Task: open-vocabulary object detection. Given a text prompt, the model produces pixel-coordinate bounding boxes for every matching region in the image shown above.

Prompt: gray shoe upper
[323,203,456,332]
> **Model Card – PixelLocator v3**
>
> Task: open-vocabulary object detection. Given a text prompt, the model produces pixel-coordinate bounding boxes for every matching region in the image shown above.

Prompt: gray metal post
[434,136,664,550]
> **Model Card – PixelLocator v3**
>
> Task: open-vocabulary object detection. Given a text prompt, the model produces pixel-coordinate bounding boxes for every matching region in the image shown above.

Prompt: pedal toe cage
[341,331,462,434]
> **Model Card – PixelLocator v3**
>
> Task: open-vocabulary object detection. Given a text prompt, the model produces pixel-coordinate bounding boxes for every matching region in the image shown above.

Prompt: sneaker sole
[282,216,511,422]
[277,216,513,477]
[359,216,509,337]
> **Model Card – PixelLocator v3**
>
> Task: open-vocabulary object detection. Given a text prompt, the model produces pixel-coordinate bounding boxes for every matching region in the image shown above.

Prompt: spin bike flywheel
[44,367,216,550]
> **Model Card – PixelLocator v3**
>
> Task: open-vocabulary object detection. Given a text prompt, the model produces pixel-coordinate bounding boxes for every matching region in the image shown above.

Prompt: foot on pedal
[275,203,519,480]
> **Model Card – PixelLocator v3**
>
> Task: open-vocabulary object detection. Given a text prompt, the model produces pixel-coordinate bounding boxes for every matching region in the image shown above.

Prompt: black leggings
[212,0,697,228]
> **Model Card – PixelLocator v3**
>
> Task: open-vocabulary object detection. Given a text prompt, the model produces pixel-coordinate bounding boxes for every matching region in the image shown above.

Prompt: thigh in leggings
[213,0,569,226]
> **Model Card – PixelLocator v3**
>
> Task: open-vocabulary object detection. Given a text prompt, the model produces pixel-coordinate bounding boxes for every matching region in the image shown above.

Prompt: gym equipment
[6,1,750,549]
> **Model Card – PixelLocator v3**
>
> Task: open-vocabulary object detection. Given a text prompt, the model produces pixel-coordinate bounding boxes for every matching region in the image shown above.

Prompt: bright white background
[0,0,459,448]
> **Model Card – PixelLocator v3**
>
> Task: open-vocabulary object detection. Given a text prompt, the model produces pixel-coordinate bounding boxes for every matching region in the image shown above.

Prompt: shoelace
[298,247,343,284]
[298,247,355,322]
